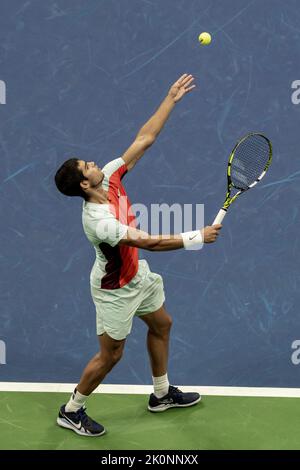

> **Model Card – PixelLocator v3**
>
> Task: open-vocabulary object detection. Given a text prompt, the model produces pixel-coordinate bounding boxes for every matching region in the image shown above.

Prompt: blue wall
[1,0,300,387]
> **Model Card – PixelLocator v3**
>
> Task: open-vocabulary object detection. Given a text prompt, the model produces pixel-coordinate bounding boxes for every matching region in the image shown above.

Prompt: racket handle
[212,208,227,225]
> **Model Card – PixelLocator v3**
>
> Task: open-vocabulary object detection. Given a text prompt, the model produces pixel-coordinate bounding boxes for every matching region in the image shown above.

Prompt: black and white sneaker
[57,405,106,437]
[148,385,201,412]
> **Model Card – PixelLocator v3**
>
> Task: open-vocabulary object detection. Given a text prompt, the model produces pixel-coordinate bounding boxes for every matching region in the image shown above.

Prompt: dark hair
[54,158,86,198]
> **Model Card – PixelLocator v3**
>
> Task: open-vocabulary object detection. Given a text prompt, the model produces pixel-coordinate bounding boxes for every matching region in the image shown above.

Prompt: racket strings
[230,135,271,190]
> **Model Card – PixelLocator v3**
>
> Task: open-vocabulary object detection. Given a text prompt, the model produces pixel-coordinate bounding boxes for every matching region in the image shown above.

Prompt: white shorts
[90,260,165,340]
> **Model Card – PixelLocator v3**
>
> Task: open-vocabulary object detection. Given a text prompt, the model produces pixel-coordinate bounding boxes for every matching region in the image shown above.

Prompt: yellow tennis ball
[198,32,211,45]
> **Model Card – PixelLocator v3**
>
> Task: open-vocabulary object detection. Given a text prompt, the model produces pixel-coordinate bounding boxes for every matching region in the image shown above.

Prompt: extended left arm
[122,73,196,171]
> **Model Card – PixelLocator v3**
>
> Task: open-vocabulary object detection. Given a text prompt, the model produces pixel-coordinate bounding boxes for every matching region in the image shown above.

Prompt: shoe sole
[57,417,106,437]
[148,396,202,413]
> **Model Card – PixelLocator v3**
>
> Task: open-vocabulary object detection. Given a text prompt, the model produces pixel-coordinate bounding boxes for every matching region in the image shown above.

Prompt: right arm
[119,225,222,251]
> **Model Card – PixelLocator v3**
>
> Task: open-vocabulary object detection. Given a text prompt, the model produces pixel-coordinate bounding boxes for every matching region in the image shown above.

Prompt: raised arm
[122,73,196,171]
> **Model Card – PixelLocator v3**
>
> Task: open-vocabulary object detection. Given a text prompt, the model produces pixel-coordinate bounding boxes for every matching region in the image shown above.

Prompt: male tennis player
[54,73,222,436]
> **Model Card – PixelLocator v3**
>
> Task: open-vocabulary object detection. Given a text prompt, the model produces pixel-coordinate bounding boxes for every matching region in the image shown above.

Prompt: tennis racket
[213,132,272,225]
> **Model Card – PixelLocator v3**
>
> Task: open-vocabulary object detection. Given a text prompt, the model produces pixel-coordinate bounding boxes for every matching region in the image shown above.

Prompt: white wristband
[180,230,203,251]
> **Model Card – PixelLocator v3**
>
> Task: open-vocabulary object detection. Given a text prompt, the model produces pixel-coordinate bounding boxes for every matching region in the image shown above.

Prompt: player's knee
[164,315,173,333]
[102,345,123,368]
[151,314,172,337]
[98,348,123,372]
[111,347,123,365]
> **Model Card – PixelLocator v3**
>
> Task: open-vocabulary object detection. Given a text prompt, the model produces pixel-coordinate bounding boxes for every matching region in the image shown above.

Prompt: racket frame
[213,133,272,225]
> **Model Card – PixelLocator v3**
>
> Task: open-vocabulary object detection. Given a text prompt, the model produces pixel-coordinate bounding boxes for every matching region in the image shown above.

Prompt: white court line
[0,382,300,398]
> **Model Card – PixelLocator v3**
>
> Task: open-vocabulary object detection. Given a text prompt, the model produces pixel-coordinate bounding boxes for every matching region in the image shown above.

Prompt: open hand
[168,74,196,103]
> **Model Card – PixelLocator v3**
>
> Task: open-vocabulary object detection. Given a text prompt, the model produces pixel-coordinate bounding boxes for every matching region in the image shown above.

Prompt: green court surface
[0,392,300,450]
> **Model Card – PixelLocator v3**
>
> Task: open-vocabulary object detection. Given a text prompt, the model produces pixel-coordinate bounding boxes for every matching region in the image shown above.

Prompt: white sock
[65,388,88,413]
[152,373,169,398]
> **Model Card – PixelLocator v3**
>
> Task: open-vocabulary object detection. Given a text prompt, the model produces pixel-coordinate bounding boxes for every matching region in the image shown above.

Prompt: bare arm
[121,74,196,171]
[119,225,221,251]
[137,73,195,139]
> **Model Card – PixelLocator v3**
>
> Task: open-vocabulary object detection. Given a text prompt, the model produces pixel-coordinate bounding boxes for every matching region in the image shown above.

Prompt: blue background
[1,0,300,387]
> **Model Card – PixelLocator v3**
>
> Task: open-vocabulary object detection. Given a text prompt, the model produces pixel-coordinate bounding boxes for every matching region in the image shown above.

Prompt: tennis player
[54,74,222,437]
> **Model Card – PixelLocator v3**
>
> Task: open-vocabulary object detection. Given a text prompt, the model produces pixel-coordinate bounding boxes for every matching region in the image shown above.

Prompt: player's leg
[57,333,126,436]
[77,333,126,395]
[139,304,172,378]
[140,307,201,412]
[136,267,201,412]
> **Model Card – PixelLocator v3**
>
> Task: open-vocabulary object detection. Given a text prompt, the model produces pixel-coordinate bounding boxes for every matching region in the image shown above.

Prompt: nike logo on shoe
[63,414,82,430]
[159,398,174,404]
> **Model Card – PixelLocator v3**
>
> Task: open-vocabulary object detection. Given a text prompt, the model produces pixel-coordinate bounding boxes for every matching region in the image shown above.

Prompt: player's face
[78,160,104,187]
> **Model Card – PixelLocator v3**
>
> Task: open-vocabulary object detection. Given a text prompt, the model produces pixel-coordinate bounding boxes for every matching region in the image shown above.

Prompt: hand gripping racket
[213,133,272,225]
